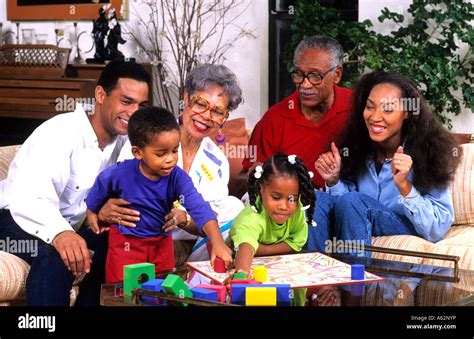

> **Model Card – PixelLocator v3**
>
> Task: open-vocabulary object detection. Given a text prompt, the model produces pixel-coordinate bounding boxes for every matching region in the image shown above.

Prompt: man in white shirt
[0,60,150,306]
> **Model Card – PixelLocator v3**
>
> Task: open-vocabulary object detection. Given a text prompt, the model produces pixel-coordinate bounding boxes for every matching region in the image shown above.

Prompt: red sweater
[243,85,353,188]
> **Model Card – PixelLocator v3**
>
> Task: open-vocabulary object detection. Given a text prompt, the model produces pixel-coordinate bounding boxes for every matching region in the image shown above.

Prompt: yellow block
[245,287,277,306]
[253,266,267,282]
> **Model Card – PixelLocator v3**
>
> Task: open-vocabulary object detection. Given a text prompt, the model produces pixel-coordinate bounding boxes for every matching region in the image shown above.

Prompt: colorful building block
[123,262,155,296]
[141,278,165,292]
[196,284,227,303]
[162,274,193,299]
[231,283,291,306]
[245,287,277,306]
[351,264,365,280]
[253,266,267,282]
[213,257,226,273]
[232,272,247,280]
[140,278,166,305]
[190,287,219,302]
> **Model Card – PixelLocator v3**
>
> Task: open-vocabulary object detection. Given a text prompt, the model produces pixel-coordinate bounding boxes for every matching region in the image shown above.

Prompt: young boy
[86,106,232,283]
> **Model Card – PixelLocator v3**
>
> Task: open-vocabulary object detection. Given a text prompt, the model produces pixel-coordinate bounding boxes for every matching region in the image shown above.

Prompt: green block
[162,274,193,306]
[233,272,247,280]
[123,263,155,296]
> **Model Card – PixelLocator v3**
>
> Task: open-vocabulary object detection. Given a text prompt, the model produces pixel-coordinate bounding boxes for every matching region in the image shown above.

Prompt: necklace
[183,144,199,156]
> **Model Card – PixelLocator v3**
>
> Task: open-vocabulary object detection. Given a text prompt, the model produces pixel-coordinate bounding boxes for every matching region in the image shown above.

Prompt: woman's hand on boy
[98,198,140,228]
[315,142,341,187]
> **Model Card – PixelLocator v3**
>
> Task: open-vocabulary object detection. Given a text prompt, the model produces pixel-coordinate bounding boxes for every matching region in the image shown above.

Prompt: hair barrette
[311,220,317,227]
[254,165,263,179]
[308,171,314,179]
[288,154,296,164]
[250,205,258,213]
[301,205,310,211]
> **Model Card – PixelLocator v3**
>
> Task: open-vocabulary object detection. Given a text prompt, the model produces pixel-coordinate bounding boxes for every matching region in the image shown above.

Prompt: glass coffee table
[100,253,473,307]
[329,254,473,307]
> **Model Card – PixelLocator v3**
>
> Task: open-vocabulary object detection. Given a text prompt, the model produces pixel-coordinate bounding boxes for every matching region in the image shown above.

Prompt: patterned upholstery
[0,251,28,302]
[371,235,432,265]
[0,145,20,181]
[450,143,474,226]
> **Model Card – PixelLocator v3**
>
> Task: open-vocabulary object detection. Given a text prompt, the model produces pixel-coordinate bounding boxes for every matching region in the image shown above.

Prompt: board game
[186,252,383,288]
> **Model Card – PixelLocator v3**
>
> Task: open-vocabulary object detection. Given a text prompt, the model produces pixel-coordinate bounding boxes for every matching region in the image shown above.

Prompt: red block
[213,257,226,273]
[196,284,227,303]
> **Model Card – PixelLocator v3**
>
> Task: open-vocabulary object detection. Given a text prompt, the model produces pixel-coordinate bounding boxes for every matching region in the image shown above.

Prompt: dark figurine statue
[87,7,108,63]
[105,9,126,61]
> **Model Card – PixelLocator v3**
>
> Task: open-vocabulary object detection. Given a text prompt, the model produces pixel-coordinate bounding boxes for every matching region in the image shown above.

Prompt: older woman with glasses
[98,63,245,265]
[168,64,245,263]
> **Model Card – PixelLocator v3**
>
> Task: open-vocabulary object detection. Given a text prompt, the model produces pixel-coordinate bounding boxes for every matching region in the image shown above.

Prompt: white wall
[359,0,473,133]
[0,0,268,130]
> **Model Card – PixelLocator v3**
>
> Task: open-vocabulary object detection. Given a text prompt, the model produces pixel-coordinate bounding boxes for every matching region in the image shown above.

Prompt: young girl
[86,106,232,283]
[306,71,461,253]
[229,153,334,306]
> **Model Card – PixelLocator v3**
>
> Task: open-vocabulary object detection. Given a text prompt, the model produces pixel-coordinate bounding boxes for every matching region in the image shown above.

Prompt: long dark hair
[248,153,316,225]
[340,71,461,192]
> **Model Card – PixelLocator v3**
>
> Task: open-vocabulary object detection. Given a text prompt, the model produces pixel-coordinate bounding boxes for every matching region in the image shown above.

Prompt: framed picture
[7,0,126,21]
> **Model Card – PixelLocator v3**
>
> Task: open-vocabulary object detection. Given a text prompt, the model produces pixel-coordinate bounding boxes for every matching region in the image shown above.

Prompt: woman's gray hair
[293,35,344,68]
[184,63,243,111]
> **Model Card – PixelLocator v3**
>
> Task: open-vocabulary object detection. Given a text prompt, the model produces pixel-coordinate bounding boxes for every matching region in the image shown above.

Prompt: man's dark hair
[97,59,151,94]
[128,106,180,148]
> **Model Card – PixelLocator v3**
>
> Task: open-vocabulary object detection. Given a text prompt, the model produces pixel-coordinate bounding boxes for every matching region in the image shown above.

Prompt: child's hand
[210,243,233,269]
[162,208,187,232]
[86,209,109,234]
[223,268,251,285]
[315,142,341,187]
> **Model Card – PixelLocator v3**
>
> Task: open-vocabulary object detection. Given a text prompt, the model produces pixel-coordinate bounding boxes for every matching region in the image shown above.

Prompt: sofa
[0,127,472,306]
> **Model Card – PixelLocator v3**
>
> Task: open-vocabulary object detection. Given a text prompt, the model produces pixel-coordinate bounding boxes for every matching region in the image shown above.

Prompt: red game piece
[213,257,226,273]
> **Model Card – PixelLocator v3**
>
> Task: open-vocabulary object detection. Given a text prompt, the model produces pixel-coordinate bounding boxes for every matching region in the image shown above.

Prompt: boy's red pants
[106,226,175,283]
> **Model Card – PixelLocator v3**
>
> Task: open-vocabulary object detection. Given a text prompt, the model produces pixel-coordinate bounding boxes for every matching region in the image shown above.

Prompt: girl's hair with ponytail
[247,153,316,226]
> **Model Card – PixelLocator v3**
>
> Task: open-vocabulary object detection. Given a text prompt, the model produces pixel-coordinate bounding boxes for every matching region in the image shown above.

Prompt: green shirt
[229,197,308,253]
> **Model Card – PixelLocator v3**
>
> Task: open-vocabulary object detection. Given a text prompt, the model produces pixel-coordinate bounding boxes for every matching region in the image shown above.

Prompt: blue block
[231,283,291,306]
[190,287,219,302]
[142,279,165,292]
[140,278,166,305]
[351,264,365,280]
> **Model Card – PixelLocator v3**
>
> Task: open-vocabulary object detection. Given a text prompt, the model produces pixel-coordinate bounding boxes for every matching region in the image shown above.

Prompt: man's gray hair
[185,64,243,111]
[293,35,345,68]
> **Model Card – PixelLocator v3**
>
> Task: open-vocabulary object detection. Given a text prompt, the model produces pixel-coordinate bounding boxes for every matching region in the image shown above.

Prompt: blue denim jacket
[326,159,454,242]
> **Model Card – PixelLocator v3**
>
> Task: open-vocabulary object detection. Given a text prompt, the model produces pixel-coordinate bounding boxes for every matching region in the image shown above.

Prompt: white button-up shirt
[0,105,128,244]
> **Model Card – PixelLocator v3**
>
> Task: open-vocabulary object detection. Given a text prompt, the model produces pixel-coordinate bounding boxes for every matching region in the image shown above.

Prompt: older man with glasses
[241,35,352,191]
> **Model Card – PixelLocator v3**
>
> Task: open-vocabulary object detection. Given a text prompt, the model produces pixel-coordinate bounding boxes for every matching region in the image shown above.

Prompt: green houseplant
[287,0,473,128]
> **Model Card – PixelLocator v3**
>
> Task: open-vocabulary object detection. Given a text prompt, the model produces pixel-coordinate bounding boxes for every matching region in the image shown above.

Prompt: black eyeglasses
[290,66,338,85]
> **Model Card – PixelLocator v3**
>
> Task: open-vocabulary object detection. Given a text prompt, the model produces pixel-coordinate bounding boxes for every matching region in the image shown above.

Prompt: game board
[186,252,383,288]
